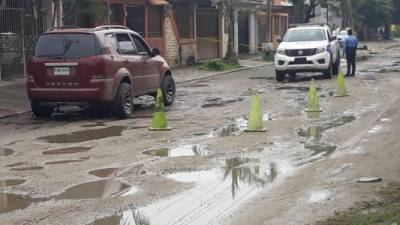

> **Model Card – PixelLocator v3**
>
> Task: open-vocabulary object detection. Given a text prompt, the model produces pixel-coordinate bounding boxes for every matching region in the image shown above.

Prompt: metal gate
[0,1,51,80]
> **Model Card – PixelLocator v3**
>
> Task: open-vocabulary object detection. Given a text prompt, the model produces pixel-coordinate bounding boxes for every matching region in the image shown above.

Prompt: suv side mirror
[152,48,160,56]
[329,36,337,42]
[276,38,283,43]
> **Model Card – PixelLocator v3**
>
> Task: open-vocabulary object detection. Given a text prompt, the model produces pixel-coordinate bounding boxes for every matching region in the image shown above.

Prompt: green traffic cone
[305,79,322,112]
[245,90,266,132]
[149,89,171,131]
[335,71,349,97]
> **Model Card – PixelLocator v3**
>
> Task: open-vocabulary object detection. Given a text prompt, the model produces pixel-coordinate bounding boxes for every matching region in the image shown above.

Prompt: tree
[214,0,241,65]
[62,0,107,27]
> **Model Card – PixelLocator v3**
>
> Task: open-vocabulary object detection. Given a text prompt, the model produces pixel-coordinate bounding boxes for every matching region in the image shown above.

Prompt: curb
[176,63,271,84]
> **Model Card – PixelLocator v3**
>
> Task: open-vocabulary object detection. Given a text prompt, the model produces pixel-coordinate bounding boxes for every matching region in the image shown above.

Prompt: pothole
[0,148,14,156]
[10,166,44,171]
[0,193,33,213]
[89,168,124,178]
[142,145,209,157]
[39,126,127,144]
[0,179,25,187]
[42,147,92,155]
[57,180,135,200]
[45,157,89,165]
[89,209,150,225]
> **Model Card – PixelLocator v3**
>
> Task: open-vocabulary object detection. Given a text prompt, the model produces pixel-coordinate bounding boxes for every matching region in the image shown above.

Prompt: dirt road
[1,41,400,225]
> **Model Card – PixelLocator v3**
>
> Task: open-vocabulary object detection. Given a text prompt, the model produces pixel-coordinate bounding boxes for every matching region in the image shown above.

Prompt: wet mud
[45,157,89,165]
[39,126,127,144]
[89,210,150,225]
[201,97,243,108]
[0,179,25,187]
[42,147,92,155]
[0,193,32,214]
[0,148,14,156]
[89,168,124,178]
[142,145,209,157]
[10,166,44,171]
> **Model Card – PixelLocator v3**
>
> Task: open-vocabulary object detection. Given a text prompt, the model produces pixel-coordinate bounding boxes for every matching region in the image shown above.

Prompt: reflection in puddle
[0,193,33,213]
[42,147,92,155]
[10,166,44,171]
[90,210,150,225]
[0,179,25,187]
[0,148,13,156]
[89,168,123,178]
[142,145,209,157]
[210,118,247,137]
[45,157,89,165]
[40,126,127,143]
[140,158,281,225]
[57,180,134,200]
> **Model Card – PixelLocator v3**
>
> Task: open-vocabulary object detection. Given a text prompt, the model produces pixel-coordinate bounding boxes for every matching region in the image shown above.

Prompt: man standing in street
[344,29,358,77]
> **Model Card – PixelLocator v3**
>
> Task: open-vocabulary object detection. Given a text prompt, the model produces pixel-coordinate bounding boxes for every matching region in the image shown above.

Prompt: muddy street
[1,41,400,225]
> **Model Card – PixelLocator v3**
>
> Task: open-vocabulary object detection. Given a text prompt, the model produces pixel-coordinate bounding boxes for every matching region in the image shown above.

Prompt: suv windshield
[284,29,327,42]
[34,34,98,59]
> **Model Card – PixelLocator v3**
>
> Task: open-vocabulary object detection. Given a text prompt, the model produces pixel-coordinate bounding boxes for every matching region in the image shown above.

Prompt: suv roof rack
[94,25,129,31]
[289,23,329,28]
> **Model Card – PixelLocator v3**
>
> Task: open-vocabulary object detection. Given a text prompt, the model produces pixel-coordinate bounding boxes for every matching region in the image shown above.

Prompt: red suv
[27,25,175,118]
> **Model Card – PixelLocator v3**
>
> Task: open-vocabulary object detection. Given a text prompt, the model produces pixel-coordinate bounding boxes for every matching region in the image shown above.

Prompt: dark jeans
[346,47,357,76]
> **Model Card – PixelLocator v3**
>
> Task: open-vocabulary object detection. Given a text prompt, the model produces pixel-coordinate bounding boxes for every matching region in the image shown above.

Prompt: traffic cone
[305,79,322,112]
[335,71,349,97]
[245,90,266,132]
[149,89,171,131]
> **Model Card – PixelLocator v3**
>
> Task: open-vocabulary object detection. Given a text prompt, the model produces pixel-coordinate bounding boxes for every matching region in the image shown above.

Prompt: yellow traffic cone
[149,89,171,131]
[335,71,349,97]
[305,79,322,112]
[245,90,266,132]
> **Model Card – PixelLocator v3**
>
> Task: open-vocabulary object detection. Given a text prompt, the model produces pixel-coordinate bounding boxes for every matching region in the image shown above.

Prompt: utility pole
[267,0,271,42]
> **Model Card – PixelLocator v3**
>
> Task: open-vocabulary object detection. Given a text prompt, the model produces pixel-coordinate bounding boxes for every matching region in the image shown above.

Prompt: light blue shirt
[344,35,358,50]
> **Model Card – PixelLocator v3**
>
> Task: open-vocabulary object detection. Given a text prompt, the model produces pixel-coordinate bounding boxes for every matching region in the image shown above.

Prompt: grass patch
[199,60,241,71]
[317,183,400,225]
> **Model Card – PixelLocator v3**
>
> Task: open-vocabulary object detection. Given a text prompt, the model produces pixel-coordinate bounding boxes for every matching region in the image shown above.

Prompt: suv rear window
[34,34,99,59]
[284,29,327,42]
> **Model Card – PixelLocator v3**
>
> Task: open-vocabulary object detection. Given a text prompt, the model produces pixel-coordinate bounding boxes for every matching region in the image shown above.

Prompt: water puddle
[0,193,33,214]
[89,168,124,178]
[39,126,127,143]
[6,162,25,167]
[57,180,135,200]
[89,209,150,225]
[305,144,337,157]
[42,147,92,155]
[209,118,248,137]
[45,157,89,165]
[10,166,44,171]
[201,97,243,108]
[139,157,280,225]
[0,148,13,156]
[81,122,107,128]
[142,145,209,157]
[276,86,321,92]
[0,179,25,187]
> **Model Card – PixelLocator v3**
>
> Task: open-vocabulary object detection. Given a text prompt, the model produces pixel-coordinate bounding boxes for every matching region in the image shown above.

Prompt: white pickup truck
[274,25,340,81]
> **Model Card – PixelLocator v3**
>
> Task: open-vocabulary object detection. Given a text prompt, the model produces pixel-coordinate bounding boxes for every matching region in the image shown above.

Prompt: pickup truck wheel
[276,70,286,82]
[323,57,333,79]
[113,82,133,118]
[332,53,340,75]
[31,101,53,118]
[161,75,175,106]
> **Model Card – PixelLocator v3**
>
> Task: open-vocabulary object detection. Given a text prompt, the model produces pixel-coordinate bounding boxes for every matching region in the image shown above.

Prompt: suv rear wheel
[31,101,53,118]
[276,70,286,82]
[161,75,176,106]
[113,82,133,118]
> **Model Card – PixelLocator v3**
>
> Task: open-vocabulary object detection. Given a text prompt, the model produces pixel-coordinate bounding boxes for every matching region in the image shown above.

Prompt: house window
[148,7,163,37]
[126,5,145,36]
[110,4,124,25]
[173,4,194,39]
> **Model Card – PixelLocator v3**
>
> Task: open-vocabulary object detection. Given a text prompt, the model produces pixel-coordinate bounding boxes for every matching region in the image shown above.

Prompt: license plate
[54,67,70,76]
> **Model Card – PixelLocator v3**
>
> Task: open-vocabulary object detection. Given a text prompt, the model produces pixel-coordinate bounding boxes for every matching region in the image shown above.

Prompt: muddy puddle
[0,193,33,214]
[39,126,127,144]
[142,145,209,157]
[276,86,321,92]
[201,97,244,108]
[209,118,248,137]
[0,148,14,156]
[89,168,124,178]
[0,179,25,187]
[89,210,150,225]
[42,147,92,155]
[45,157,89,165]
[137,157,282,225]
[57,180,136,200]
[10,166,44,171]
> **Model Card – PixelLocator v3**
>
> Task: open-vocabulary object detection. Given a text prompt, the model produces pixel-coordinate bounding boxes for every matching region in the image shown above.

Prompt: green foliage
[392,25,400,37]
[64,0,108,25]
[199,60,240,71]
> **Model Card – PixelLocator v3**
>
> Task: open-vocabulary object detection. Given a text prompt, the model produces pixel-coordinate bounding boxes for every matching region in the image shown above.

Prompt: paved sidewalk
[0,59,271,118]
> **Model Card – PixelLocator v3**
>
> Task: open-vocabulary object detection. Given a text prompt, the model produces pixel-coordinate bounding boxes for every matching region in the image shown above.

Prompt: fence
[0,1,51,80]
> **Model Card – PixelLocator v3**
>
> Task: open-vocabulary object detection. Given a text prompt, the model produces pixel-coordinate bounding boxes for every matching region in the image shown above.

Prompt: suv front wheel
[113,82,133,118]
[276,70,286,82]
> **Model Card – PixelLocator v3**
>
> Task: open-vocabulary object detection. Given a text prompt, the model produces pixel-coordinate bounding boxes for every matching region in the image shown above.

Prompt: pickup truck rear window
[284,29,327,42]
[34,34,99,59]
